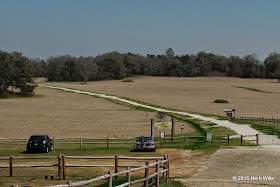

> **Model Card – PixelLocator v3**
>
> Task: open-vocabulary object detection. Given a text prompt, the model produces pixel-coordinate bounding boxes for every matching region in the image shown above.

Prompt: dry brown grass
[0,87,192,138]
[43,76,280,118]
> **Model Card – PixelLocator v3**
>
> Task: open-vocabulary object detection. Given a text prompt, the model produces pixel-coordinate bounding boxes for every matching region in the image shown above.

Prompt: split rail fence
[0,155,169,187]
[233,116,280,125]
[48,155,169,187]
[158,134,259,147]
[0,137,137,149]
[0,134,259,148]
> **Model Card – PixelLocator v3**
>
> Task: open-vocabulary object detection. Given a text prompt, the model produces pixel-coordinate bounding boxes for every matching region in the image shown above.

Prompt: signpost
[180,124,185,137]
[160,132,165,138]
[207,133,212,144]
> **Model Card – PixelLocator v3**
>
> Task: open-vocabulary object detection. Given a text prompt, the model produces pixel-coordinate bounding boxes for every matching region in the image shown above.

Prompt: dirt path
[39,85,280,146]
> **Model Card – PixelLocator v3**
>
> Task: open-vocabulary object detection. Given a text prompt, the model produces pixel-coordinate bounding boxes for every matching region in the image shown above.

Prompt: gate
[258,133,280,145]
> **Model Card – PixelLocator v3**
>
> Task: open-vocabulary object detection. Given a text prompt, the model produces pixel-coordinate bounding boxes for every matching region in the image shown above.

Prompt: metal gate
[258,133,280,145]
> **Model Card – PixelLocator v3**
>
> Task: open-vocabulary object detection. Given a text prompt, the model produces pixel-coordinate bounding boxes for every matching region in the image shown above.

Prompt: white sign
[181,124,185,130]
[207,133,212,140]
[160,132,165,138]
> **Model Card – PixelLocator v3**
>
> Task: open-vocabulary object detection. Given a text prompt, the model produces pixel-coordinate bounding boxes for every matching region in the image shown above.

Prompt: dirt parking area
[177,147,280,186]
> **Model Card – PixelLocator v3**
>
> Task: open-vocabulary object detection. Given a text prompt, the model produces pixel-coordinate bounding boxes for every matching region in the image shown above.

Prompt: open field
[41,76,280,118]
[0,76,275,186]
[0,87,194,139]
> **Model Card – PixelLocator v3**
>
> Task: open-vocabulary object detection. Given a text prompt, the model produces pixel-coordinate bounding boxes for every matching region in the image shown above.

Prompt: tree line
[44,48,280,81]
[1,49,280,96]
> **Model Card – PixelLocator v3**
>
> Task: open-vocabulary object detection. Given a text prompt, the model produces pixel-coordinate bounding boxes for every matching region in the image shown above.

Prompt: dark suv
[27,135,54,153]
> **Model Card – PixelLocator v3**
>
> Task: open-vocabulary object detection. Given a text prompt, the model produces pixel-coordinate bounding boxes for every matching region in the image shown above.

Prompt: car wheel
[45,146,49,153]
[50,144,54,151]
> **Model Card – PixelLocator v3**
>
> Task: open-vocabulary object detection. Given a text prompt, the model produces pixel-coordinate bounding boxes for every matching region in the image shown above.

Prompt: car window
[29,136,45,142]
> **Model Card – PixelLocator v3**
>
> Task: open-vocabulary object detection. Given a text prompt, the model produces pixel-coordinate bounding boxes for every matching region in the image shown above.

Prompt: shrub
[214,99,229,103]
[122,78,134,82]
[156,111,166,120]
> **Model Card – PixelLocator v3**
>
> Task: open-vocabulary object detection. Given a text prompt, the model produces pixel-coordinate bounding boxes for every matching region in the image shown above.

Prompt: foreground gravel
[176,147,280,186]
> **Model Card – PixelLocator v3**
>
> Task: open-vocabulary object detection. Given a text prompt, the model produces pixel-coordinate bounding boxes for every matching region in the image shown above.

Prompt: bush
[156,111,166,120]
[122,78,134,82]
[214,99,229,103]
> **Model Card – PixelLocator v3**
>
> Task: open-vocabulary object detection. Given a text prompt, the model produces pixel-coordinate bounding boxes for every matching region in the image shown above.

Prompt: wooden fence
[47,155,169,187]
[159,134,259,146]
[159,135,229,147]
[0,155,58,177]
[233,116,280,125]
[0,137,136,149]
[241,134,259,146]
[0,134,259,149]
[0,155,169,186]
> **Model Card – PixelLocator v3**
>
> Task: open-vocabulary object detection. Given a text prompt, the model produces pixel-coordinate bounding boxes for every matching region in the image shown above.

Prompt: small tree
[156,111,166,120]
[165,48,175,58]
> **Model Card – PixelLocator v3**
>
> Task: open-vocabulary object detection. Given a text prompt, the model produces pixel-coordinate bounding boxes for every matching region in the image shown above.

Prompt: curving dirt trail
[39,84,280,146]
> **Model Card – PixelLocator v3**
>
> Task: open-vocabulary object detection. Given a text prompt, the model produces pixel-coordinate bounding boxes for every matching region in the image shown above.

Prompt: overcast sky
[0,0,280,60]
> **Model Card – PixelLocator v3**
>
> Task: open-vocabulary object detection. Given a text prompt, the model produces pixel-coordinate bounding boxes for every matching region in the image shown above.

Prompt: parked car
[27,135,54,153]
[136,136,156,151]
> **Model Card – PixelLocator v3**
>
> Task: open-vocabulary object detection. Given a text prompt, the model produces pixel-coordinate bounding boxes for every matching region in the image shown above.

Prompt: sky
[0,0,280,61]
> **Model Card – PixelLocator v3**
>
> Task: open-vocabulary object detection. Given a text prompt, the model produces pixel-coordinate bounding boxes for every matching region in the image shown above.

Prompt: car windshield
[138,137,152,142]
[29,136,45,142]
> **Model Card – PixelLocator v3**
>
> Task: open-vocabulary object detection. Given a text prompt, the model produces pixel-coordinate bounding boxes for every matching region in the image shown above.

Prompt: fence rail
[233,116,280,125]
[0,134,260,148]
[47,156,170,187]
[0,154,168,184]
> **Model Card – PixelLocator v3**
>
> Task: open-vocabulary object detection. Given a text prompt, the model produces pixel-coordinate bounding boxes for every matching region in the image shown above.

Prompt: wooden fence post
[58,154,63,180]
[156,159,160,187]
[256,134,259,145]
[62,154,66,180]
[185,135,188,147]
[126,167,131,187]
[108,171,112,187]
[160,135,162,148]
[80,137,82,149]
[167,155,170,180]
[53,137,55,148]
[151,119,155,138]
[171,118,175,141]
[240,135,243,146]
[227,135,229,146]
[67,180,72,187]
[133,137,136,149]
[9,155,13,177]
[163,155,167,179]
[115,155,119,180]
[107,137,109,149]
[144,162,149,187]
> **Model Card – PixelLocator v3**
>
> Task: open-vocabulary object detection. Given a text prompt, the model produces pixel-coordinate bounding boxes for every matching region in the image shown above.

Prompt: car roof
[30,135,48,138]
